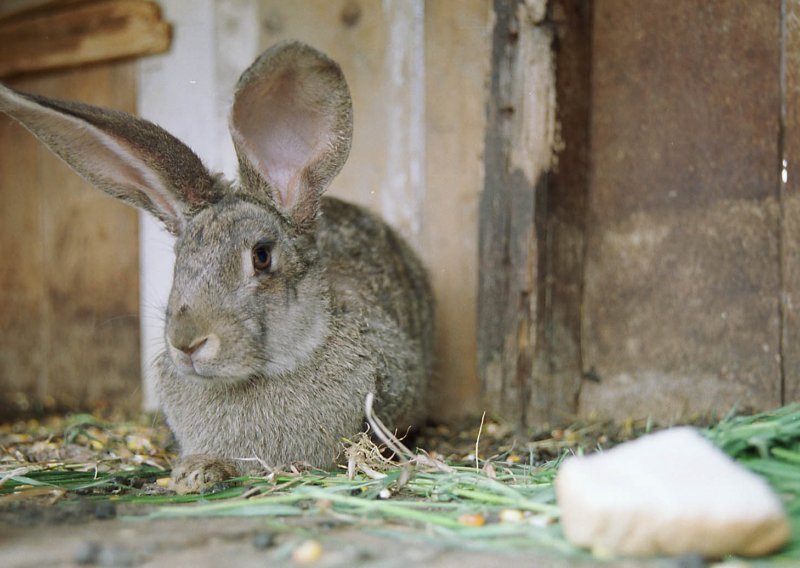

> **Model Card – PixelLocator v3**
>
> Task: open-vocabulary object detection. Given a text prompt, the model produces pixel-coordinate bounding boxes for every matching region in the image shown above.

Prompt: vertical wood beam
[782,0,800,402]
[137,0,260,410]
[478,0,560,427]
[532,0,592,423]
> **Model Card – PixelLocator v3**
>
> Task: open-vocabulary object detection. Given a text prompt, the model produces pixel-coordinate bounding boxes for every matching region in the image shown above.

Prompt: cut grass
[1,404,799,561]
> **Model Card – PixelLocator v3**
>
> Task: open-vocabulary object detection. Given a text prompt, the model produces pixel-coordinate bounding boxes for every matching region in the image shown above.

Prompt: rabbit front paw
[170,454,240,494]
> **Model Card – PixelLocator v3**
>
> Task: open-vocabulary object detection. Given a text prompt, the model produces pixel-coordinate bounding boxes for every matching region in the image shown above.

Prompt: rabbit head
[0,41,353,384]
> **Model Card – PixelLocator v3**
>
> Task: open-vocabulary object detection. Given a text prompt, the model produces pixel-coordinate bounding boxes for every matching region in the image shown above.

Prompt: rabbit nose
[179,337,208,357]
[170,333,221,367]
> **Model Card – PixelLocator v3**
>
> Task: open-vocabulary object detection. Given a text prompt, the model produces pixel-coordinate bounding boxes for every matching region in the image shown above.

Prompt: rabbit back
[318,196,435,428]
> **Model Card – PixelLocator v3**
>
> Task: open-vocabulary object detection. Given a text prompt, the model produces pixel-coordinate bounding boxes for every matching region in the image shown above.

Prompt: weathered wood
[580,0,783,420]
[478,0,557,426]
[530,0,592,424]
[0,63,141,417]
[0,0,171,79]
[0,84,45,416]
[0,1,85,20]
[782,0,800,403]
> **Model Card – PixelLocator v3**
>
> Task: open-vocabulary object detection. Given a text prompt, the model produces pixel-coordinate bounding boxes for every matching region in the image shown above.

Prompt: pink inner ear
[233,70,333,210]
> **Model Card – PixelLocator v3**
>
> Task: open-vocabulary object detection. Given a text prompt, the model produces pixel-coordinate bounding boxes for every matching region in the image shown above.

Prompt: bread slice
[555,427,790,558]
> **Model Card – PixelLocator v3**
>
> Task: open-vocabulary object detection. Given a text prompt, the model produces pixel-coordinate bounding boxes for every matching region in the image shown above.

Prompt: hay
[1,403,799,561]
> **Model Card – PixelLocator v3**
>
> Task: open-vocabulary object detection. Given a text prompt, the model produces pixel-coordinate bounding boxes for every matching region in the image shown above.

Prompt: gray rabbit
[0,41,434,490]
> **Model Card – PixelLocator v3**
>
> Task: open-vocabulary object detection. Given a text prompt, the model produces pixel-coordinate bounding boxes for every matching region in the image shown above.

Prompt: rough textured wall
[580,0,783,421]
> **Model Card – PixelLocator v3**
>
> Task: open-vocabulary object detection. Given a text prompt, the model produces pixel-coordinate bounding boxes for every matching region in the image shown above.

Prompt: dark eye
[251,241,272,273]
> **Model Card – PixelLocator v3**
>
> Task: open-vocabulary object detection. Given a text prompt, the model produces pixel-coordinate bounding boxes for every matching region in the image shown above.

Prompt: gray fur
[0,41,434,481]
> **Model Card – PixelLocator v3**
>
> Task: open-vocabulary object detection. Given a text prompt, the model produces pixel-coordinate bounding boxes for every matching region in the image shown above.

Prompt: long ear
[230,41,353,229]
[0,83,220,235]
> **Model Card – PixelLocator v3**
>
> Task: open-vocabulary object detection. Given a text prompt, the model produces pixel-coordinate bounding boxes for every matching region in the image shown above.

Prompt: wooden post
[782,0,800,403]
[533,0,593,424]
[479,0,588,428]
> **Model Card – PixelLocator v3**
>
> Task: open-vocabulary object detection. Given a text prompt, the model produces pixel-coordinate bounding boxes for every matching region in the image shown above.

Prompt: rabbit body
[157,196,433,470]
[0,41,434,477]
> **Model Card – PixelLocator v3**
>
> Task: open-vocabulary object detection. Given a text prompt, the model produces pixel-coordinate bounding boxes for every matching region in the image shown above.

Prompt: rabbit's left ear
[0,84,221,235]
[230,41,353,229]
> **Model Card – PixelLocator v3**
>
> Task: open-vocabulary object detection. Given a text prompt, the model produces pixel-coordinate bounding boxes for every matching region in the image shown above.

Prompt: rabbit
[0,41,435,492]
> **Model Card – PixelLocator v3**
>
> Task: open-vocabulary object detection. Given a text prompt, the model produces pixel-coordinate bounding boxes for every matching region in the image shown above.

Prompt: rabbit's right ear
[0,84,221,235]
[230,41,353,229]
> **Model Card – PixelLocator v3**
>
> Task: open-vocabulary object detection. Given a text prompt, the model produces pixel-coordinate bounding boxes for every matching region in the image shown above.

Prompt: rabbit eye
[251,241,272,273]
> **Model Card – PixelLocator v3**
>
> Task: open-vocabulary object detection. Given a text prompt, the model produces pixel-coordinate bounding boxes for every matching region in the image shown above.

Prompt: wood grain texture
[478,0,558,426]
[422,0,489,419]
[0,1,84,20]
[531,0,592,425]
[782,0,800,403]
[580,0,783,420]
[0,0,170,78]
[0,87,45,415]
[0,63,141,416]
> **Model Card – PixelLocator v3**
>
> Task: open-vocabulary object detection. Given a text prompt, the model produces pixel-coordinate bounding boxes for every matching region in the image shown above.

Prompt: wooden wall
[0,0,169,417]
[0,63,141,416]
[580,0,787,421]
[478,0,800,427]
[786,0,800,405]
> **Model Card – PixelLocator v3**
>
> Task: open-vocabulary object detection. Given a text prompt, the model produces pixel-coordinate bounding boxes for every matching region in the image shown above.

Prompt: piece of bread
[555,427,790,558]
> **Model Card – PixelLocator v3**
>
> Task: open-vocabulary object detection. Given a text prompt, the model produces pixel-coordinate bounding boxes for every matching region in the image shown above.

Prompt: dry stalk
[363,393,454,474]
[475,411,486,473]
[0,466,31,488]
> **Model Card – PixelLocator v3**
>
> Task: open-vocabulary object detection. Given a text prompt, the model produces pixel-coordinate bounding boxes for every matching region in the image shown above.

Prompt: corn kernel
[292,540,322,564]
[457,513,486,527]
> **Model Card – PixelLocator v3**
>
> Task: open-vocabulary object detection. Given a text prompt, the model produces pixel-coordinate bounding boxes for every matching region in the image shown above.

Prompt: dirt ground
[1,511,689,568]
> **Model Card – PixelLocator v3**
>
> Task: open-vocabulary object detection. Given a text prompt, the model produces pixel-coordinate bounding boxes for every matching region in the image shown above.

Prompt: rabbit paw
[170,454,239,494]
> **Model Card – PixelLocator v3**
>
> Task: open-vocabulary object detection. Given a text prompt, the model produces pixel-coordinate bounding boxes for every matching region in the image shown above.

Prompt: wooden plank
[580,0,782,421]
[0,0,171,79]
[0,80,45,416]
[421,0,490,419]
[0,1,85,21]
[530,0,593,425]
[782,0,800,403]
[478,0,557,426]
[0,62,141,416]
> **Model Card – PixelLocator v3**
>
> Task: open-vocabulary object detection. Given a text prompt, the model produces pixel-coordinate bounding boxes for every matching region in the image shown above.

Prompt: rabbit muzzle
[167,333,221,377]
